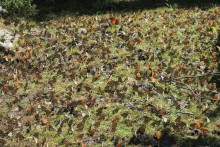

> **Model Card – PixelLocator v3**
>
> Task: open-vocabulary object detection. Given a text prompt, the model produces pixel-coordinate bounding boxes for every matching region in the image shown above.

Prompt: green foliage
[1,0,37,17]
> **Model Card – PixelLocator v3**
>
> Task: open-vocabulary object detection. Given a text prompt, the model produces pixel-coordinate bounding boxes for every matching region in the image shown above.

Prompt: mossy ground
[0,4,220,147]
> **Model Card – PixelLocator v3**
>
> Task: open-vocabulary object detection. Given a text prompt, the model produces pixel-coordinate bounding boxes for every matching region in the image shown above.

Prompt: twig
[172,72,220,80]
[176,111,194,115]
[171,81,200,99]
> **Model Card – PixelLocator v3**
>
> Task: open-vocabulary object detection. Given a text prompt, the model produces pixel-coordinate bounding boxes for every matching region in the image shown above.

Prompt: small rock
[0,6,7,13]
[78,28,87,35]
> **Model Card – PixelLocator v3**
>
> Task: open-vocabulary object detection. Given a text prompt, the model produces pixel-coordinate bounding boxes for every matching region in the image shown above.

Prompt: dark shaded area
[128,128,177,147]
[211,32,220,88]
[206,101,220,118]
[179,135,220,147]
[208,32,220,119]
[33,0,220,21]
[128,128,220,147]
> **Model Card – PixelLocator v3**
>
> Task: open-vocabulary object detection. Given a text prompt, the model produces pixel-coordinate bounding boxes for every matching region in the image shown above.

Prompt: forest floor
[0,4,220,147]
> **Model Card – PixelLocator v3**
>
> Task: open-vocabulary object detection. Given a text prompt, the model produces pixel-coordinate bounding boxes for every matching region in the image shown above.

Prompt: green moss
[115,124,132,137]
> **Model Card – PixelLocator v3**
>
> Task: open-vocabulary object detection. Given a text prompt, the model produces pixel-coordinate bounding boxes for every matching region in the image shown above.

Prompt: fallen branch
[172,72,220,80]
[176,111,194,115]
[171,81,200,99]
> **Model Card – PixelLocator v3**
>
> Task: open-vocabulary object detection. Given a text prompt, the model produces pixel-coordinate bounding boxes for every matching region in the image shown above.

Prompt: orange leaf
[110,18,116,25]
[92,25,97,29]
[146,62,150,69]
[110,17,120,25]
[14,81,22,88]
[115,18,120,24]
[139,38,145,43]
[200,127,209,134]
[41,118,50,126]
[213,94,219,100]
[151,77,156,83]
[154,132,162,140]
[195,122,201,129]
[151,70,156,77]
[94,73,99,79]
[26,46,31,51]
[75,136,82,143]
[64,140,72,146]
[136,72,142,78]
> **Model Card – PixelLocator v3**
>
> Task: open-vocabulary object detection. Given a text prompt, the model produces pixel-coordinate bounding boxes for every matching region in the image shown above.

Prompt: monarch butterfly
[110,17,120,25]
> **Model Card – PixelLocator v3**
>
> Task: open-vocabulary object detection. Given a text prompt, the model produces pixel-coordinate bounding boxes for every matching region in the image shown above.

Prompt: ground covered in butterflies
[0,6,220,146]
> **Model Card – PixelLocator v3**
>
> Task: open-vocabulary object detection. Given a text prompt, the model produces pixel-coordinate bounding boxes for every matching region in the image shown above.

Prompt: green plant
[1,0,37,17]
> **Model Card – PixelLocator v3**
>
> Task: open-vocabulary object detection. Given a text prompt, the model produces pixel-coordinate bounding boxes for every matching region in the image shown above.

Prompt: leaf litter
[0,7,220,146]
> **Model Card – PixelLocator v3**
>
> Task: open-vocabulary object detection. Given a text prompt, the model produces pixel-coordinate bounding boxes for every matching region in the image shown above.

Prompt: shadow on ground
[128,127,220,147]
[179,135,220,147]
[33,0,220,21]
[211,33,220,88]
[207,32,220,120]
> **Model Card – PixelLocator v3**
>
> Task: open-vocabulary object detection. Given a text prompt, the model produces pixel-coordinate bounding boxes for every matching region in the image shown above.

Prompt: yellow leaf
[105,100,112,107]
[0,18,5,23]
[151,77,156,83]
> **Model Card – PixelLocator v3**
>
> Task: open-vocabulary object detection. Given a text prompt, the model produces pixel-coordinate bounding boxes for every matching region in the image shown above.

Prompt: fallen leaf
[195,122,201,129]
[136,72,142,78]
[110,17,120,25]
[151,70,156,77]
[136,126,145,134]
[0,18,5,23]
[154,132,162,140]
[41,118,50,126]
[94,73,99,79]
[213,94,219,100]
[146,62,150,69]
[200,127,209,134]
[64,140,72,146]
[151,77,156,83]
[75,136,82,143]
